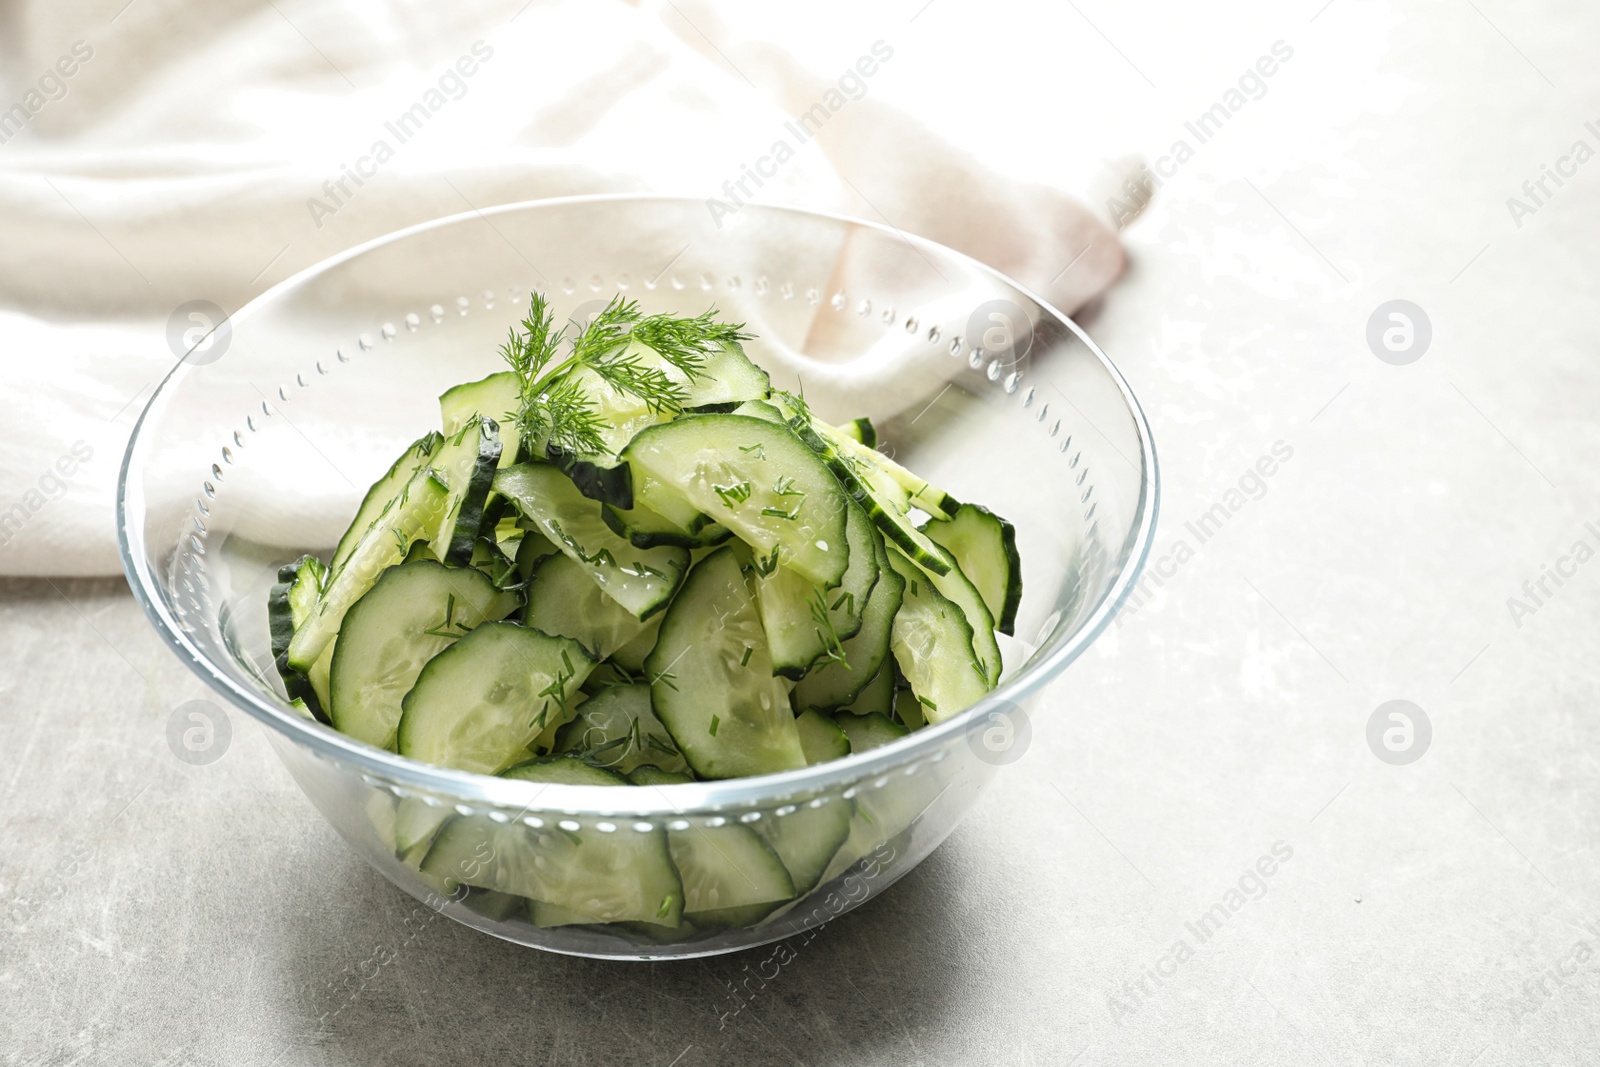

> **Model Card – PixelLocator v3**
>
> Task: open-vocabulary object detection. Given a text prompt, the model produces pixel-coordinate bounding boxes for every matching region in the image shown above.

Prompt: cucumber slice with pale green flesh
[494,463,688,620]
[426,416,504,564]
[646,547,806,779]
[669,822,794,914]
[602,500,730,549]
[268,554,328,719]
[795,709,850,765]
[835,711,909,754]
[523,551,652,661]
[287,468,452,671]
[884,548,988,725]
[439,371,519,441]
[838,417,876,448]
[837,661,896,718]
[830,428,957,521]
[893,678,926,730]
[396,621,595,774]
[610,614,662,673]
[395,799,451,855]
[923,502,1022,636]
[781,412,951,577]
[307,641,334,710]
[754,798,852,895]
[466,536,521,591]
[330,431,442,574]
[628,765,694,785]
[623,415,850,589]
[287,696,315,721]
[913,542,1003,686]
[420,756,683,927]
[328,561,519,750]
[513,528,558,578]
[791,530,903,710]
[551,683,689,776]
[755,497,879,679]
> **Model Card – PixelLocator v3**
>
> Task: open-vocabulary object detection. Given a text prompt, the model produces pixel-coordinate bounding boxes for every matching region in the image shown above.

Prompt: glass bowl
[118,195,1158,959]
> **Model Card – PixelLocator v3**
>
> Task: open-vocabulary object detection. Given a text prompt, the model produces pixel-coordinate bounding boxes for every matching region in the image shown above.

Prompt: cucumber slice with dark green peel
[795,709,850,765]
[669,822,794,914]
[288,468,452,672]
[623,415,850,589]
[610,614,661,673]
[923,502,1022,636]
[646,547,806,779]
[832,431,957,521]
[328,561,519,750]
[467,535,522,591]
[681,340,771,407]
[836,662,896,718]
[551,683,689,775]
[513,528,558,579]
[426,416,504,564]
[781,413,951,577]
[523,552,652,661]
[397,621,595,774]
[500,753,629,785]
[838,417,877,449]
[330,432,442,574]
[422,760,683,927]
[439,371,520,440]
[755,497,879,679]
[884,548,988,725]
[730,399,785,423]
[494,463,689,621]
[791,530,903,710]
[835,711,909,754]
[754,798,852,894]
[268,554,328,719]
[628,765,695,786]
[912,543,1003,686]
[545,443,633,509]
[602,500,730,550]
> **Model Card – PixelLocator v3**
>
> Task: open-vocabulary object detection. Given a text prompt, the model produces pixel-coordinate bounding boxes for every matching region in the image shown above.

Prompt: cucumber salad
[269,294,1020,915]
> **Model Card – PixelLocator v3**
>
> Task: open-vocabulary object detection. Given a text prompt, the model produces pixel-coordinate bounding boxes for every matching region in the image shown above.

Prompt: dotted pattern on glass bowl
[176,275,1109,830]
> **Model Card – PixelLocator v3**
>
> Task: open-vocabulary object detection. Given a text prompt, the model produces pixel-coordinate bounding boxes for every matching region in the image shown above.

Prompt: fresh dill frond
[630,307,749,379]
[570,295,641,365]
[808,587,848,669]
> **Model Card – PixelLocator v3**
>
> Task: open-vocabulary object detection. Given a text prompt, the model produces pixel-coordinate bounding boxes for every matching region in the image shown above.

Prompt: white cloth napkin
[0,0,1130,576]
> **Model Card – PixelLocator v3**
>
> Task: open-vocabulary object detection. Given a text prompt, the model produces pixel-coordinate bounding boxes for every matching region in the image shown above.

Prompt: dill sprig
[501,292,750,458]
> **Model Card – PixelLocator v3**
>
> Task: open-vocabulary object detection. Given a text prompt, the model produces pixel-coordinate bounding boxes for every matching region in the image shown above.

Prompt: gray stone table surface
[4,2,1600,1065]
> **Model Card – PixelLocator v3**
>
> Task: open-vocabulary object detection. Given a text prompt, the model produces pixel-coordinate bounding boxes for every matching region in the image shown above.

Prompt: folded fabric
[0,0,1127,575]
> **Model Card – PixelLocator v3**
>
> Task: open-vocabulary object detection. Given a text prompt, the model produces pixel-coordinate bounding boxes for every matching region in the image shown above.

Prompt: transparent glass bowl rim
[117,193,1160,816]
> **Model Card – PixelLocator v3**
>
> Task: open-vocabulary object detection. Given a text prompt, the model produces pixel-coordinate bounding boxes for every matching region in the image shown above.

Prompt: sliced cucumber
[790,530,903,710]
[544,443,633,510]
[495,462,689,620]
[923,502,1022,636]
[268,554,328,718]
[669,822,794,914]
[833,431,957,521]
[781,414,950,577]
[610,614,662,673]
[892,677,926,730]
[439,371,519,440]
[623,415,850,589]
[755,497,879,679]
[551,683,689,776]
[884,548,988,725]
[395,798,451,855]
[287,468,451,671]
[396,621,595,774]
[602,500,729,550]
[422,759,683,927]
[838,417,876,449]
[328,561,518,750]
[523,551,652,661]
[680,340,771,408]
[795,709,850,765]
[628,765,695,786]
[754,798,852,895]
[646,547,806,779]
[914,544,1003,686]
[330,431,442,574]
[836,662,896,718]
[427,416,504,564]
[835,711,909,754]
[513,528,558,579]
